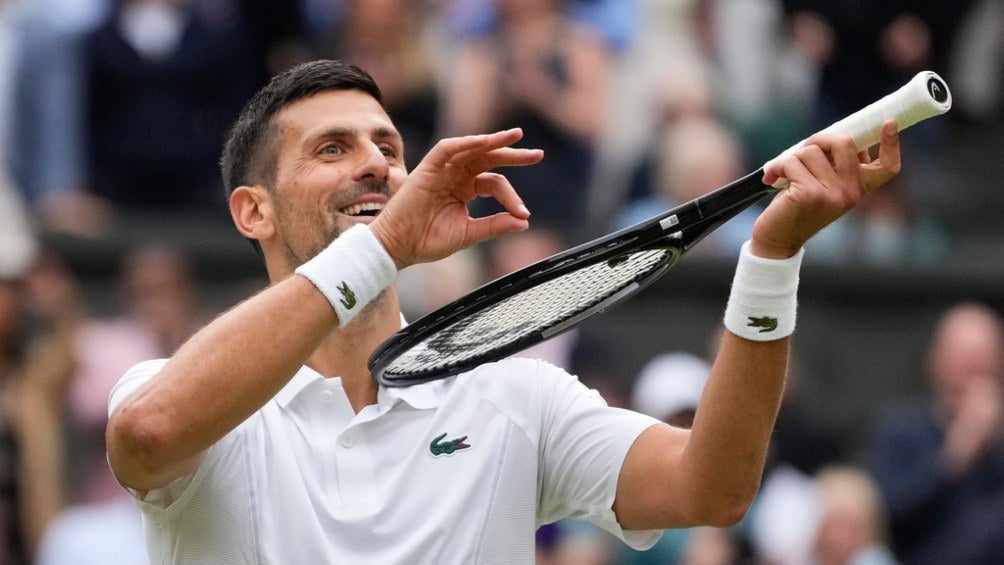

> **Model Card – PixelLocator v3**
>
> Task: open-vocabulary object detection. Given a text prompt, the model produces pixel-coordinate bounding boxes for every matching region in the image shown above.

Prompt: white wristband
[723,241,804,341]
[295,224,397,327]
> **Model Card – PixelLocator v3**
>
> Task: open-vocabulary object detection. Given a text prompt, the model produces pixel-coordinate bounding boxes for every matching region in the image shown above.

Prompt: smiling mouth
[340,202,385,217]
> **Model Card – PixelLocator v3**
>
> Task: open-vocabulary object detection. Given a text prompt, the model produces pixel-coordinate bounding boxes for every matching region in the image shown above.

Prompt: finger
[421,128,527,170]
[465,211,530,245]
[860,119,901,192]
[465,147,545,175]
[802,132,860,178]
[763,148,820,188]
[473,172,531,220]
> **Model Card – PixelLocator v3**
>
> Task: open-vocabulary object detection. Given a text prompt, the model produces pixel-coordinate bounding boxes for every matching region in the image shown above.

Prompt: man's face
[268,89,407,266]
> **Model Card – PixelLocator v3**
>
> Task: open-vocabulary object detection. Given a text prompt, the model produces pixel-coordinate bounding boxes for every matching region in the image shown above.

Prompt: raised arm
[613,120,901,529]
[106,129,542,493]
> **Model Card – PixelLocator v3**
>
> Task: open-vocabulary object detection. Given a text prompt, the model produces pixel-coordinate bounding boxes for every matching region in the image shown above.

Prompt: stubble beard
[276,178,393,268]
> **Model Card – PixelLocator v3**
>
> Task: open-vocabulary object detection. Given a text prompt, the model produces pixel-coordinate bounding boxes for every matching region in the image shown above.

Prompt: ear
[230,186,276,242]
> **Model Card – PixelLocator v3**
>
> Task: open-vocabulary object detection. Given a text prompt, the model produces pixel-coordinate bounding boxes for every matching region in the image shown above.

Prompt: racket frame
[369,171,775,385]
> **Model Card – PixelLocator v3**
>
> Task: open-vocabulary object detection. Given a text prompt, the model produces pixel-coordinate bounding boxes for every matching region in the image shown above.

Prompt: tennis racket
[370,71,953,386]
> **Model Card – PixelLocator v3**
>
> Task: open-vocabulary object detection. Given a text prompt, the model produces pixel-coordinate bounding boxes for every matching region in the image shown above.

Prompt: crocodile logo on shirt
[747,316,778,333]
[337,281,357,309]
[429,432,471,456]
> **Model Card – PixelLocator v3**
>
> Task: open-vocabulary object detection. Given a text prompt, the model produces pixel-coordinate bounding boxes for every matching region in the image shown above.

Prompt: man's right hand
[370,128,543,270]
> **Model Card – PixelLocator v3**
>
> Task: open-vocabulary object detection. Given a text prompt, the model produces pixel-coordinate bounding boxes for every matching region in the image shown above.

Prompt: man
[868,302,1004,564]
[106,60,901,563]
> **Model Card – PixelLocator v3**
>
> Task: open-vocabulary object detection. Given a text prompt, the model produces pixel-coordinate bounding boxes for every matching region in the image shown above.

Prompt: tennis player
[106,60,901,563]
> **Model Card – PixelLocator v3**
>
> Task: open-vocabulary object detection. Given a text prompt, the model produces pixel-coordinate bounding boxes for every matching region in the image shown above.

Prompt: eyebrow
[311,126,403,145]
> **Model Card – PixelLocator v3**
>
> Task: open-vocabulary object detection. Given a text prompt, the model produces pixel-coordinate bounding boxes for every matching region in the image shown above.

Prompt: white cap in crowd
[631,351,711,421]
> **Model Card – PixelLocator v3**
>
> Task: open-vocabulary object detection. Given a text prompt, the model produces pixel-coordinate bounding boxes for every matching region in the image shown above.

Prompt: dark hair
[220,60,383,254]
[221,60,382,194]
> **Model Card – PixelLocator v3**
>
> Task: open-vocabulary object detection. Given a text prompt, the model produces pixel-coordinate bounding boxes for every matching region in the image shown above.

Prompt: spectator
[69,243,208,504]
[77,0,282,215]
[867,301,1004,564]
[811,465,897,565]
[440,0,635,241]
[26,243,208,565]
[583,0,714,235]
[779,0,979,230]
[0,254,80,564]
[779,0,976,132]
[5,0,111,236]
[615,116,758,257]
[7,0,308,233]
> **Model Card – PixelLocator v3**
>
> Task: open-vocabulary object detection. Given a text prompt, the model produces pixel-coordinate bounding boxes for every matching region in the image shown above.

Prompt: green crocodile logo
[429,432,471,456]
[337,281,357,309]
[747,316,778,333]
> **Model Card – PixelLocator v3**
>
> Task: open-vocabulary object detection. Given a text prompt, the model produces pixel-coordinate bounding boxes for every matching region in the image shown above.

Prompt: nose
[354,141,390,183]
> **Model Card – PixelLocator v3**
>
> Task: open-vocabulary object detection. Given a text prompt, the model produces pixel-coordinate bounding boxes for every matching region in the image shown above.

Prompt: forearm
[613,333,788,530]
[107,274,339,490]
[680,333,789,517]
[616,242,799,529]
[672,242,799,519]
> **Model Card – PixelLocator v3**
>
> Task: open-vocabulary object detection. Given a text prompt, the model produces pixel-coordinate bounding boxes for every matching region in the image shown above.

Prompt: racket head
[369,170,773,386]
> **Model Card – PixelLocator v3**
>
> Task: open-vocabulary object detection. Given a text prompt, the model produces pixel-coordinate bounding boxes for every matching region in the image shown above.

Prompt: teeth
[340,202,385,216]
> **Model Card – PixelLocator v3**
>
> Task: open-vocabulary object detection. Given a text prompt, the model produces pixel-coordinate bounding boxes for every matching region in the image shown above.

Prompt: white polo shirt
[109,356,663,564]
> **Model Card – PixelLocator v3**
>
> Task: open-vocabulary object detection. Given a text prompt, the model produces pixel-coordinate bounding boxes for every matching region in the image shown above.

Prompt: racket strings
[383,248,673,378]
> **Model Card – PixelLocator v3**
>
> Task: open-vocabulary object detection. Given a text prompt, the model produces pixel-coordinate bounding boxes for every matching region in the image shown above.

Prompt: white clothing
[108,356,662,564]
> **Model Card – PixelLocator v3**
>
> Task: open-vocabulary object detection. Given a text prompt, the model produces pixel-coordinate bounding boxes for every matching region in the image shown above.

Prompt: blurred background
[1,0,1003,563]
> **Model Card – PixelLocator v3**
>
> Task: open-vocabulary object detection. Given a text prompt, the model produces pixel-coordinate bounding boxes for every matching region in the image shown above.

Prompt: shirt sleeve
[531,360,664,550]
[108,358,169,417]
[107,359,212,510]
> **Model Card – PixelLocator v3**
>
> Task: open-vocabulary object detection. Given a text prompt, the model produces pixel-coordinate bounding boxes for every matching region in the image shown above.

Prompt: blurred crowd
[0,0,1002,563]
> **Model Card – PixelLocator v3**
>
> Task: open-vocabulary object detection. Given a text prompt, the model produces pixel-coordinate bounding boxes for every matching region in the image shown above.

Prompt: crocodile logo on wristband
[337,281,357,309]
[747,316,778,333]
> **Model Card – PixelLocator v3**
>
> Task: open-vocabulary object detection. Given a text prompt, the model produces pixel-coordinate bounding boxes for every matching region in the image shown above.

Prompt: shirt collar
[273,365,444,409]
[377,379,444,410]
[273,312,442,410]
[274,365,326,408]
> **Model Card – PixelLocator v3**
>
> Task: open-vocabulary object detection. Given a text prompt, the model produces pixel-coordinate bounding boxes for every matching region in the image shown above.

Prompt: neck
[306,286,401,412]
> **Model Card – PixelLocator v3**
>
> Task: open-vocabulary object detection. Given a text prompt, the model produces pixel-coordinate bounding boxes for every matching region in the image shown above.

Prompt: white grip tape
[295,224,397,327]
[766,70,952,189]
[723,241,804,341]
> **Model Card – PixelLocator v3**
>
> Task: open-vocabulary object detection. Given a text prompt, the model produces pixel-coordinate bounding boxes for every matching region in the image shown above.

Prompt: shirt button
[340,435,355,448]
[321,390,335,404]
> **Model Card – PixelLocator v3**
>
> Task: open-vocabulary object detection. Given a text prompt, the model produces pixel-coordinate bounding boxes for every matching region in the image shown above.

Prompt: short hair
[220,60,383,256]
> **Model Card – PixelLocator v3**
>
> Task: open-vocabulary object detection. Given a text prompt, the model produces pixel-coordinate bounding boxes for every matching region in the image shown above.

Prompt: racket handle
[767,70,952,189]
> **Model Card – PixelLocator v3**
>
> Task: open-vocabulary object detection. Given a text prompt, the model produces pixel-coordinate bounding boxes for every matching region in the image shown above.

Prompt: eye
[379,144,399,158]
[320,144,344,156]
